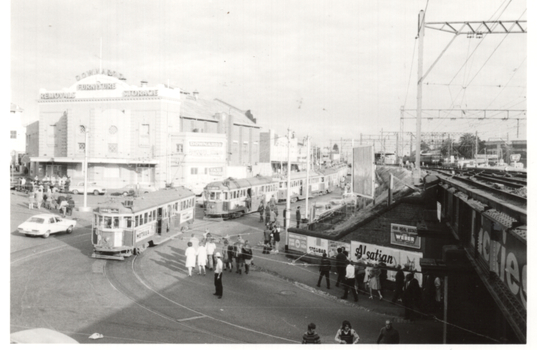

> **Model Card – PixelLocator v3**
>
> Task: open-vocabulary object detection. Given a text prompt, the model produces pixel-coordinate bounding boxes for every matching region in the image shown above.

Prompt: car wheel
[43,231,50,238]
[66,226,73,234]
[72,190,79,195]
[93,190,99,195]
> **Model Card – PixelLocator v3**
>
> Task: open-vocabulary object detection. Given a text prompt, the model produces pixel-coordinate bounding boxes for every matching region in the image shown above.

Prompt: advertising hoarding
[390,223,421,249]
[352,145,375,199]
[288,233,307,253]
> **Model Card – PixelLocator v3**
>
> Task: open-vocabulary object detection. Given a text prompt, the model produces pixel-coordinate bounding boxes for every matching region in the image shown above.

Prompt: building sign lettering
[77,83,116,90]
[40,92,76,100]
[390,223,421,249]
[76,68,125,81]
[208,167,223,176]
[189,141,224,147]
[123,90,159,97]
[136,229,152,242]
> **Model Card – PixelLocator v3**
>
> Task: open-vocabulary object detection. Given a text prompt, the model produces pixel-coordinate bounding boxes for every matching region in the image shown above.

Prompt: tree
[456,133,485,159]
[332,144,339,153]
[420,141,430,153]
[440,138,456,158]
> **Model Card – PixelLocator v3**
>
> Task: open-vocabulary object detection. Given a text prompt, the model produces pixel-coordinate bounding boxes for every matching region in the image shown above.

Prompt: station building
[26,68,260,192]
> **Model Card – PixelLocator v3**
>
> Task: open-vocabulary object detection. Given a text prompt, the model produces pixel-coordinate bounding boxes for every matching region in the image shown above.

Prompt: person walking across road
[258,202,265,222]
[296,206,301,228]
[242,241,253,274]
[368,262,383,300]
[213,252,223,299]
[335,248,347,288]
[234,241,244,274]
[403,273,422,321]
[197,241,207,276]
[377,320,399,344]
[263,223,272,254]
[264,204,271,226]
[334,320,360,344]
[316,253,331,289]
[206,238,216,271]
[184,242,196,277]
[355,258,366,294]
[28,190,35,209]
[221,239,232,272]
[340,260,358,302]
[302,323,321,344]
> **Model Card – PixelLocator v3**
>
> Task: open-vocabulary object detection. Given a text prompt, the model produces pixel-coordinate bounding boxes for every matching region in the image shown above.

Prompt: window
[10,131,16,139]
[109,126,118,134]
[78,143,86,152]
[176,144,183,153]
[139,124,150,146]
[191,168,198,175]
[79,125,86,134]
[144,212,148,224]
[108,143,118,153]
[126,217,133,228]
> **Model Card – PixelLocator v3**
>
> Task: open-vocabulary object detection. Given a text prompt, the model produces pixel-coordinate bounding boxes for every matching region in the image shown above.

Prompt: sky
[9,0,530,148]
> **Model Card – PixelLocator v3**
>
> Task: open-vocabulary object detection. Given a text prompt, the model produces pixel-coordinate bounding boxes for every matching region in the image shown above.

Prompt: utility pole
[305,136,310,221]
[475,131,478,159]
[79,129,91,212]
[416,9,425,171]
[285,128,292,250]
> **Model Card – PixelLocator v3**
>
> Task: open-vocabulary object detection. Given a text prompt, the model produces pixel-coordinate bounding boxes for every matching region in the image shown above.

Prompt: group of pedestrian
[302,319,400,344]
[27,186,75,217]
[185,233,221,277]
[262,221,281,254]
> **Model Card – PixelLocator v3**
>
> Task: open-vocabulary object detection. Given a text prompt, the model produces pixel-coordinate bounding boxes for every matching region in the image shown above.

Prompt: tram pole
[305,135,310,222]
[79,129,92,212]
[285,128,292,252]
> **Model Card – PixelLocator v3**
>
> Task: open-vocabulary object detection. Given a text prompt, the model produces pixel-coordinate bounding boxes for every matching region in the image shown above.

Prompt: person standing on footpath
[302,323,321,344]
[213,252,223,299]
[354,258,366,294]
[335,248,347,288]
[197,240,208,276]
[296,206,301,228]
[316,253,331,289]
[340,260,358,302]
[263,223,272,254]
[334,320,360,344]
[184,242,196,277]
[283,208,287,229]
[234,240,244,274]
[272,223,281,253]
[391,265,405,303]
[377,320,399,344]
[206,238,216,271]
[258,202,265,222]
[403,273,421,321]
[368,262,383,300]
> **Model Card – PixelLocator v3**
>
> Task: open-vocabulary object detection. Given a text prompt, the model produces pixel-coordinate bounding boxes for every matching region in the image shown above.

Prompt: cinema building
[27,69,260,192]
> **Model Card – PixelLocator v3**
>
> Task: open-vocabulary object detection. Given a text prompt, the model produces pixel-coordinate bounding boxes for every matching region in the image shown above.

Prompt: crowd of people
[302,319,400,344]
[25,179,75,217]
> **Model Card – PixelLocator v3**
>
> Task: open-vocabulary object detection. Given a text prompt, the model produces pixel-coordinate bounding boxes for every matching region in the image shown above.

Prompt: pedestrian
[354,258,366,294]
[66,195,75,216]
[226,241,235,272]
[28,190,35,209]
[368,262,383,300]
[316,253,331,289]
[234,240,244,274]
[391,265,405,303]
[377,320,399,344]
[434,276,443,312]
[197,241,207,276]
[242,241,253,274]
[378,261,388,297]
[272,223,281,253]
[283,208,287,229]
[206,238,216,271]
[340,260,358,302]
[269,194,276,208]
[258,202,265,222]
[335,248,347,287]
[59,197,69,217]
[189,233,199,251]
[334,320,360,344]
[270,206,277,224]
[213,252,223,299]
[296,206,301,228]
[263,223,272,254]
[264,205,271,225]
[403,273,421,321]
[302,323,321,344]
[221,239,231,271]
[35,189,43,209]
[184,242,196,277]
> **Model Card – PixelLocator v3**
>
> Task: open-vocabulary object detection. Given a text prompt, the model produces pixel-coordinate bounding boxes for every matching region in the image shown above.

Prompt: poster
[390,223,421,249]
[288,233,307,253]
[306,236,329,256]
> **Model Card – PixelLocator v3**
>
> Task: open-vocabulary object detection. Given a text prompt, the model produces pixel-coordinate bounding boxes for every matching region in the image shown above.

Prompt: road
[10,190,442,344]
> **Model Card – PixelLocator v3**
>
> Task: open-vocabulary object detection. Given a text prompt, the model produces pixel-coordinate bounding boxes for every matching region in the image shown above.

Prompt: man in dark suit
[403,273,421,321]
[296,206,301,228]
[335,248,347,288]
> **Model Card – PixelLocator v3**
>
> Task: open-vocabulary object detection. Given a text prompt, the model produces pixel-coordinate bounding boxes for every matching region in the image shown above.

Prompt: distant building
[259,129,308,175]
[9,103,26,168]
[27,69,260,191]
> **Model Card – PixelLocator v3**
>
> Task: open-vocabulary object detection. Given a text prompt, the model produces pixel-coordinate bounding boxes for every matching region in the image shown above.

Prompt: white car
[18,214,77,238]
[112,184,157,196]
[70,181,107,195]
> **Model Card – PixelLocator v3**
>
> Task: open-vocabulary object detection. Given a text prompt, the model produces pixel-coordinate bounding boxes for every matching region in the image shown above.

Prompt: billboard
[390,223,421,249]
[352,145,375,199]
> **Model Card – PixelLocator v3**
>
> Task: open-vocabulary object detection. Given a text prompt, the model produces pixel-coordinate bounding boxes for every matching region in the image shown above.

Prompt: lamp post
[79,128,92,212]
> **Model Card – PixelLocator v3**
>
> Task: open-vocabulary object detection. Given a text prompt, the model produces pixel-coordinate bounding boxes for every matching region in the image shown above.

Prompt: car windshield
[28,217,45,224]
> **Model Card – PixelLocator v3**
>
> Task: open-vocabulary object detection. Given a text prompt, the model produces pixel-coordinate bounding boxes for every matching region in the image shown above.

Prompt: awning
[29,156,159,165]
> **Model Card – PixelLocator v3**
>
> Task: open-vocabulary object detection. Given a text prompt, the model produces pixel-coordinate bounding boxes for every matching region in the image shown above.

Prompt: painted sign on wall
[390,223,421,249]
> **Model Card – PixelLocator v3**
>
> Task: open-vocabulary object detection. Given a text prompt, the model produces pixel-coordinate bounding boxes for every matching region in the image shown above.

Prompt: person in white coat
[206,238,216,271]
[184,242,197,277]
[197,241,208,276]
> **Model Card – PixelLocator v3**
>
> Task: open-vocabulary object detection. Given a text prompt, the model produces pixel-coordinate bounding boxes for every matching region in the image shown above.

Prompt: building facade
[27,69,260,191]
[9,103,26,167]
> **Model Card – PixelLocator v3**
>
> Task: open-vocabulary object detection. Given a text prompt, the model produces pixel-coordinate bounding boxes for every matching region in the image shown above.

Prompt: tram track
[103,247,298,343]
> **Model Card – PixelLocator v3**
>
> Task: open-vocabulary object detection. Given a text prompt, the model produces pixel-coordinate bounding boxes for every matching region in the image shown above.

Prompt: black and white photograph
[7,0,531,346]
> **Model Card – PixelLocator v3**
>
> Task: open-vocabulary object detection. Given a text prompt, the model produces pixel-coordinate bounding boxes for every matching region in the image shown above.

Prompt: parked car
[17,214,77,238]
[10,328,79,344]
[110,184,157,196]
[70,181,107,195]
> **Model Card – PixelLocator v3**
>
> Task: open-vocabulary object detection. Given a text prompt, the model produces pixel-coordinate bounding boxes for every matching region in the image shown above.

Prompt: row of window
[95,198,195,229]
[206,183,278,201]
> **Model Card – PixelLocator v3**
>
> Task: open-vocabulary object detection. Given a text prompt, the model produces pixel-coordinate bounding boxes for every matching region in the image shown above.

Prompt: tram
[203,165,348,219]
[91,187,196,260]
